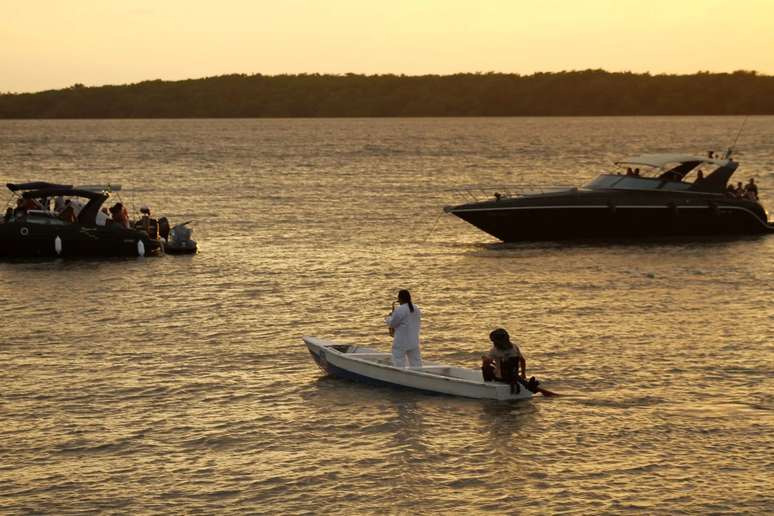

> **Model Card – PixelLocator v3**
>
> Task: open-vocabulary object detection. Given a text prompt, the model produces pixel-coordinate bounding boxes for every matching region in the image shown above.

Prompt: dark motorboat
[444,152,773,242]
[0,182,163,257]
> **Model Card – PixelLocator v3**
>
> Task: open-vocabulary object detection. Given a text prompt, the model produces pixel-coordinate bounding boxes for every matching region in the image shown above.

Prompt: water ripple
[1,117,772,513]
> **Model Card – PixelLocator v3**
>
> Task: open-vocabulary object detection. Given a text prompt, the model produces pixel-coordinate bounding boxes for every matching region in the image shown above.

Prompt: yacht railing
[445,184,579,204]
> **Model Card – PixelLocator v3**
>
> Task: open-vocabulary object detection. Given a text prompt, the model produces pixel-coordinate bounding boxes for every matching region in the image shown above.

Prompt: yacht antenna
[725,116,748,159]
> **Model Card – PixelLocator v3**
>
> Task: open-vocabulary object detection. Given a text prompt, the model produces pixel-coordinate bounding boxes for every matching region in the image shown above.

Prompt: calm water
[1,117,772,514]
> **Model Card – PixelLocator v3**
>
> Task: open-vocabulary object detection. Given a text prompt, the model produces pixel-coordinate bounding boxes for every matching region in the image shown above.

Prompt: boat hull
[450,202,774,242]
[0,220,163,257]
[304,336,533,401]
[164,239,198,255]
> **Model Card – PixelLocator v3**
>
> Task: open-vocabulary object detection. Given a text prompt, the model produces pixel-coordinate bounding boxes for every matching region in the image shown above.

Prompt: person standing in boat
[385,289,422,368]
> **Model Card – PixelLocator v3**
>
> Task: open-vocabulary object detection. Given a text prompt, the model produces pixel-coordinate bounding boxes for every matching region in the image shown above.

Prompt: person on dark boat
[58,201,77,223]
[745,178,758,200]
[69,198,83,216]
[135,206,159,239]
[385,289,422,368]
[54,195,65,213]
[96,207,110,226]
[13,199,26,218]
[22,197,40,211]
[109,203,129,228]
[108,203,120,225]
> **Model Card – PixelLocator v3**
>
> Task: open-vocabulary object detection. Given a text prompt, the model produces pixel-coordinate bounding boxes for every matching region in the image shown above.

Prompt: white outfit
[70,199,83,216]
[385,303,422,368]
[95,210,109,226]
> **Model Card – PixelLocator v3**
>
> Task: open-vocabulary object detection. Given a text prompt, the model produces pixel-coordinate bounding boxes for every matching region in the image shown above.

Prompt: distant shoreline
[2,70,773,118]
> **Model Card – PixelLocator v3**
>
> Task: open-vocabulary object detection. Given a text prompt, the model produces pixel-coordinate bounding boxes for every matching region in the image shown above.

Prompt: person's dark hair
[398,289,414,313]
[489,328,513,351]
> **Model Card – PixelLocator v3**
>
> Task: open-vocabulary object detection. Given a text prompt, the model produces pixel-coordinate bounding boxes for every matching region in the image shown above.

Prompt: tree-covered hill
[1,70,773,118]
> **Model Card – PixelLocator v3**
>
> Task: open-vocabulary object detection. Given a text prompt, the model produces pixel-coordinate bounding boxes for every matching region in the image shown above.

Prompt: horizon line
[4,68,770,96]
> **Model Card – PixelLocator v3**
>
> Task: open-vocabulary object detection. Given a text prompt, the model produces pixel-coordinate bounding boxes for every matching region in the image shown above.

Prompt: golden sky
[2,0,773,93]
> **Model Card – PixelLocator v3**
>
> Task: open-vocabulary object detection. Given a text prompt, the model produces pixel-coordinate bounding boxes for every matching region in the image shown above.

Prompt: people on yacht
[22,197,40,211]
[745,178,759,200]
[12,198,40,216]
[96,207,111,226]
[134,206,159,238]
[13,199,26,217]
[694,170,704,183]
[109,203,129,228]
[69,198,84,216]
[735,182,745,197]
[58,201,77,223]
[633,168,641,176]
[54,195,65,213]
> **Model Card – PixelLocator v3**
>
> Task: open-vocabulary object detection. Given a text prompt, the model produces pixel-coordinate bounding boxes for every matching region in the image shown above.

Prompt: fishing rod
[725,116,748,159]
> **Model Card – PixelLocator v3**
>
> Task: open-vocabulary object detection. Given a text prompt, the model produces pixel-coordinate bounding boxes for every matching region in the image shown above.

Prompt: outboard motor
[171,223,191,241]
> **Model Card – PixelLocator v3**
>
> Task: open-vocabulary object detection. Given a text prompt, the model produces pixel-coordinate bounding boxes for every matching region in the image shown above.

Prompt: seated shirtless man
[482,328,526,388]
[481,328,550,395]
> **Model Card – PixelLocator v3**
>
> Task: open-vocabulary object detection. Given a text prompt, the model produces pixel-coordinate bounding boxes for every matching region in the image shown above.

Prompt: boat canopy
[20,188,110,226]
[7,182,74,192]
[615,154,731,168]
[76,184,122,192]
[20,188,107,201]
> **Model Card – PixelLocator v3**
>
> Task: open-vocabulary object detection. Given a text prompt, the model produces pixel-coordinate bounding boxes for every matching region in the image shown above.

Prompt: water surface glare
[1,117,772,514]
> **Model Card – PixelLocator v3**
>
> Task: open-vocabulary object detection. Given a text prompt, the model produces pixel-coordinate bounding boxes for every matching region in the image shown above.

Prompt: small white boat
[303,336,533,401]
